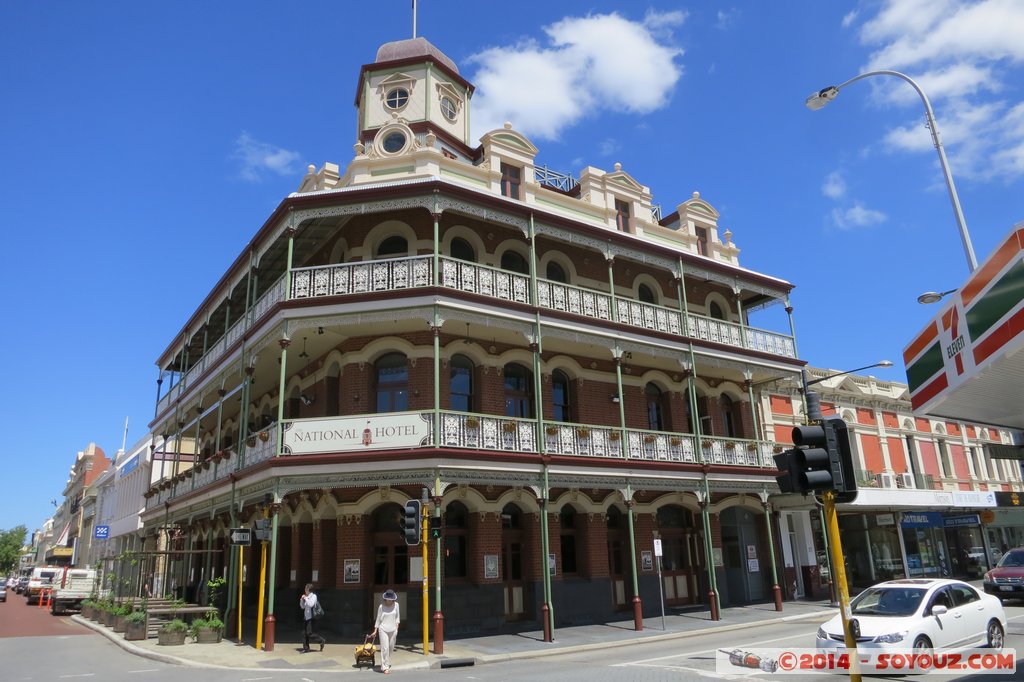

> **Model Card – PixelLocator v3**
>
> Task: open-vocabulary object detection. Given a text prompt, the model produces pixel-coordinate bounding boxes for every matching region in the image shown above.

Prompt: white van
[26,566,65,605]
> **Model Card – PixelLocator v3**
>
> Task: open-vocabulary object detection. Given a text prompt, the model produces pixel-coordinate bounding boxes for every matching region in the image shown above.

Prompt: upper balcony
[144,411,789,509]
[156,253,796,418]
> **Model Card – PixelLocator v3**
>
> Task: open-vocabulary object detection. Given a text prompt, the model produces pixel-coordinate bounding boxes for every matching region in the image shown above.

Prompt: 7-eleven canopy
[904,223,1024,429]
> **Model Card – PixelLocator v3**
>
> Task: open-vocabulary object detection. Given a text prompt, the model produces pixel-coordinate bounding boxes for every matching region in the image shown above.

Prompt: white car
[816,578,1005,652]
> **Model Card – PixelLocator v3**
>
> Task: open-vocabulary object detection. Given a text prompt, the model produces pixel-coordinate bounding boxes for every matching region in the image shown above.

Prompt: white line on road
[127,670,159,674]
[612,629,811,666]
[241,677,274,681]
[58,676,96,679]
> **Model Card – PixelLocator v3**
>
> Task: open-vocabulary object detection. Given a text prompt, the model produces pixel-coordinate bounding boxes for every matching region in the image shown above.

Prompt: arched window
[551,370,572,422]
[559,506,579,575]
[376,353,408,412]
[638,284,656,304]
[450,238,475,262]
[546,261,568,283]
[377,236,408,257]
[450,354,474,412]
[501,251,529,275]
[709,301,726,320]
[287,386,301,420]
[504,363,534,418]
[720,394,737,437]
[444,502,469,579]
[646,382,666,431]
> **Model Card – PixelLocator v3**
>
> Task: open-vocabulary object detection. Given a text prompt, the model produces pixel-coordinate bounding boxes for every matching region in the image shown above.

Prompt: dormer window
[615,199,631,232]
[500,163,521,199]
[385,87,409,110]
[696,226,709,256]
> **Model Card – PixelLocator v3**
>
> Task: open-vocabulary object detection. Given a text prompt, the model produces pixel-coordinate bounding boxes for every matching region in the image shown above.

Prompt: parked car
[983,547,1024,599]
[16,577,29,594]
[816,578,1005,652]
[0,583,6,602]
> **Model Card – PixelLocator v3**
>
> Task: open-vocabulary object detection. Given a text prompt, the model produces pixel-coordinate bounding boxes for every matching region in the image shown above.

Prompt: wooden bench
[144,605,217,638]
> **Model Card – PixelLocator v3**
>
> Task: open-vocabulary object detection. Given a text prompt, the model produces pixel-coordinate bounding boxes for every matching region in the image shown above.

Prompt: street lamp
[806,70,979,272]
[803,361,893,420]
[917,289,957,305]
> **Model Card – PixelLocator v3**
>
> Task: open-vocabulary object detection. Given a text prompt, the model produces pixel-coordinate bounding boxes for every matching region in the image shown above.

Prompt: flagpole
[412,0,417,38]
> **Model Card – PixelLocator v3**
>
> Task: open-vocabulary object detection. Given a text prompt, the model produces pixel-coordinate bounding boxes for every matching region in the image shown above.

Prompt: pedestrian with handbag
[299,583,326,652]
[370,589,400,673]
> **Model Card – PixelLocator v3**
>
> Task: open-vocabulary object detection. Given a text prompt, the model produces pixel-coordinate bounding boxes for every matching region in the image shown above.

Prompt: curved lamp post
[802,360,893,421]
[917,289,957,305]
[806,70,978,272]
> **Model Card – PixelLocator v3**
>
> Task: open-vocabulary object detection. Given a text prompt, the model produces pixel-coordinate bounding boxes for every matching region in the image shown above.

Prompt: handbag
[312,600,325,619]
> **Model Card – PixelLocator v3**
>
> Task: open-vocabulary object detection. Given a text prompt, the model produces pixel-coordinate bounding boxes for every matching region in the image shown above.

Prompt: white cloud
[841,10,859,28]
[831,202,888,230]
[716,9,740,30]
[469,12,684,141]
[232,132,301,182]
[822,171,847,199]
[599,138,619,156]
[857,0,1024,181]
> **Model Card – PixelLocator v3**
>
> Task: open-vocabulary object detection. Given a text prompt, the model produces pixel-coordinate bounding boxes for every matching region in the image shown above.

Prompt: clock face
[440,96,457,121]
[385,87,409,110]
[382,131,407,153]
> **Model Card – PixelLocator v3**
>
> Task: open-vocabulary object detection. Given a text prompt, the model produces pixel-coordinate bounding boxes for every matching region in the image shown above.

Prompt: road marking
[612,630,811,666]
[241,677,274,681]
[58,676,95,679]
[127,670,159,674]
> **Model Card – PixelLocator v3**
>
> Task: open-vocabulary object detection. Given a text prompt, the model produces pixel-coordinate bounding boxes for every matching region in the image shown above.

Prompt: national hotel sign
[282,413,431,455]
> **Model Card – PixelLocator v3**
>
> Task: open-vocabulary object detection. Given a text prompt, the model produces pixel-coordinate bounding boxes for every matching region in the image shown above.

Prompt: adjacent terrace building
[140,37,807,642]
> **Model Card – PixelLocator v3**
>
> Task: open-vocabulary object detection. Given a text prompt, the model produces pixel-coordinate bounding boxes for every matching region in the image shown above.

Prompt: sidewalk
[73,600,836,673]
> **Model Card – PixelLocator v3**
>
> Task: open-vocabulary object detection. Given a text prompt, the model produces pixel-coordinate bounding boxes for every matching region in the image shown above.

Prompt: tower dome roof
[375,37,459,74]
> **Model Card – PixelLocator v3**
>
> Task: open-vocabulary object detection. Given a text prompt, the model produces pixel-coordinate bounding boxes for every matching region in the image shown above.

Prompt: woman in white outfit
[371,589,400,673]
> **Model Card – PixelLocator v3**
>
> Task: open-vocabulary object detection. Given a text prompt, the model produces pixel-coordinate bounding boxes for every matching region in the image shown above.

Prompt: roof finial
[412,0,417,39]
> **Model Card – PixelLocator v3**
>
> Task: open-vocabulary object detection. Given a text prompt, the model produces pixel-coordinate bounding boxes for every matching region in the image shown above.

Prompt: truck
[25,566,65,605]
[49,568,99,615]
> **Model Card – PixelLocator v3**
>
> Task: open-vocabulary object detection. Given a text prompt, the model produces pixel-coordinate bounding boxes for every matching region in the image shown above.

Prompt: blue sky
[2,0,1022,534]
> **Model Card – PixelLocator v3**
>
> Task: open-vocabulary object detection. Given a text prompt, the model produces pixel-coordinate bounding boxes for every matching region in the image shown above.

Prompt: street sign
[653,538,663,557]
[94,525,109,540]
[254,529,272,542]
[230,527,252,546]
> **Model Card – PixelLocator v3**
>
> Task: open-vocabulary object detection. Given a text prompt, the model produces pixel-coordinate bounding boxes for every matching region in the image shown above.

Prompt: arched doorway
[370,504,409,601]
[501,503,529,621]
[656,505,700,605]
[606,506,633,610]
[720,506,765,605]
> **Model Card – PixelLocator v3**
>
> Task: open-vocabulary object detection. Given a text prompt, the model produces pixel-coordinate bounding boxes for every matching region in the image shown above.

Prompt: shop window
[551,370,572,422]
[500,163,521,199]
[376,353,409,412]
[377,236,408,257]
[503,363,533,418]
[501,250,529,274]
[450,354,474,412]
[450,237,475,262]
[559,506,579,575]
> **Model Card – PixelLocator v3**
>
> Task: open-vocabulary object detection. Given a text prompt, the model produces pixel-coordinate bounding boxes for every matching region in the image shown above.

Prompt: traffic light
[773,449,799,494]
[428,515,442,540]
[792,424,834,492]
[824,417,858,502]
[402,500,421,546]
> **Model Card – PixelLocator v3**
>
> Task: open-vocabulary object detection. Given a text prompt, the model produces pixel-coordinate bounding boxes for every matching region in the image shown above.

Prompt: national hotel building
[141,36,825,639]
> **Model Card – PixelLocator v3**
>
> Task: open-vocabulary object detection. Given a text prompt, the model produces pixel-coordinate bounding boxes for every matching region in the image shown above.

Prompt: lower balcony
[145,412,785,507]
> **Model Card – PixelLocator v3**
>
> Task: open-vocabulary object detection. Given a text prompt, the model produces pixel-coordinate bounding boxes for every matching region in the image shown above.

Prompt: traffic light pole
[823,491,861,682]
[421,495,429,657]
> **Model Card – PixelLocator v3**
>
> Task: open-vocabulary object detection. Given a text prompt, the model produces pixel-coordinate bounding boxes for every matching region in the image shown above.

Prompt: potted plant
[464,417,479,429]
[258,430,270,442]
[157,618,188,646]
[190,611,224,643]
[112,603,132,632]
[545,425,559,436]
[643,434,656,444]
[575,428,590,439]
[669,437,682,447]
[723,441,736,450]
[502,422,517,434]
[746,442,759,452]
[124,610,147,641]
[608,431,620,441]
[80,599,94,619]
